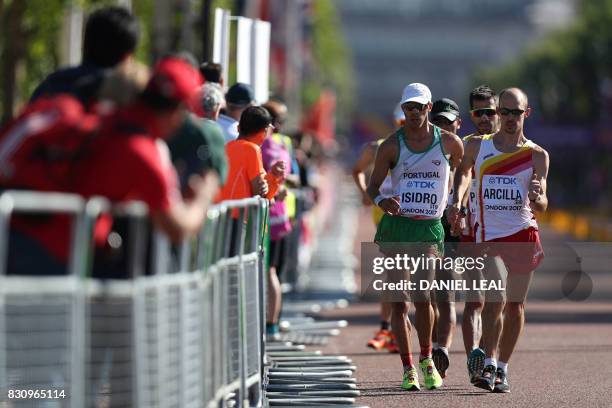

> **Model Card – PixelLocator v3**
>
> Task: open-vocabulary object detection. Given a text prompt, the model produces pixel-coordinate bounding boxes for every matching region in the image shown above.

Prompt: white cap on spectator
[400,83,432,105]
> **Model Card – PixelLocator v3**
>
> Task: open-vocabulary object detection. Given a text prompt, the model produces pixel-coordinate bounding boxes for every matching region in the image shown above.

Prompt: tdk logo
[408,181,436,189]
[488,176,517,185]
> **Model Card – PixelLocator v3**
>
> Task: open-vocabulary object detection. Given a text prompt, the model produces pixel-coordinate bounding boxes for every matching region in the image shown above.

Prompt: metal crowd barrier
[0,190,269,408]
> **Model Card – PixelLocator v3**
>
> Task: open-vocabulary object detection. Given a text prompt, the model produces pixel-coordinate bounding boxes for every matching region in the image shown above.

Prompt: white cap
[393,103,405,123]
[400,83,432,105]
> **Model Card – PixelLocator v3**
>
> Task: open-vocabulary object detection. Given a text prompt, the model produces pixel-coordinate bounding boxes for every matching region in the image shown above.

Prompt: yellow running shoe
[401,367,420,391]
[419,357,443,390]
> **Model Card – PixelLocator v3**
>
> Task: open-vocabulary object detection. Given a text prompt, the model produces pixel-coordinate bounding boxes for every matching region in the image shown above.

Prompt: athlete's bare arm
[529,145,549,212]
[447,136,482,227]
[440,129,464,173]
[367,136,400,216]
[460,187,470,209]
[352,141,378,206]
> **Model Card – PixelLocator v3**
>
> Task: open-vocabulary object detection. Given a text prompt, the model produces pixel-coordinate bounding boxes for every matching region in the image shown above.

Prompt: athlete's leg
[391,301,412,360]
[432,299,454,378]
[498,270,534,363]
[481,300,504,359]
[436,301,456,349]
[414,301,434,356]
[381,301,393,323]
[412,262,435,358]
[460,241,485,354]
[267,265,282,329]
[479,254,507,359]
[474,255,507,390]
[494,268,534,393]
[462,301,483,353]
[412,260,443,389]
[434,266,457,350]
[431,302,440,345]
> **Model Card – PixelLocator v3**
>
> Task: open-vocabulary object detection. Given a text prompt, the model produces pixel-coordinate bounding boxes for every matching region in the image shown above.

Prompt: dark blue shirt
[30,63,107,104]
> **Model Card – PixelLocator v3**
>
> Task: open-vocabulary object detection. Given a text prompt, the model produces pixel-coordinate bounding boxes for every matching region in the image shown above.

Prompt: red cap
[145,57,204,105]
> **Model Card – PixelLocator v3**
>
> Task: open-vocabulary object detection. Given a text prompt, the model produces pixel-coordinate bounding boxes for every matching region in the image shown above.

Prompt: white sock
[439,346,449,356]
[432,342,439,350]
[498,361,508,373]
[484,357,497,368]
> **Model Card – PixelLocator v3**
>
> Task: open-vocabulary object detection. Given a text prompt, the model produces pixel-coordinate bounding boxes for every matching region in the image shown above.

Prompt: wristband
[459,206,468,217]
[374,195,386,207]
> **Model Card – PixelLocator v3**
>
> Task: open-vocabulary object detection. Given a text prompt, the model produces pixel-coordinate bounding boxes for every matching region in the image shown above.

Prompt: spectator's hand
[276,187,288,201]
[379,196,401,216]
[252,174,269,197]
[188,171,220,204]
[271,160,286,178]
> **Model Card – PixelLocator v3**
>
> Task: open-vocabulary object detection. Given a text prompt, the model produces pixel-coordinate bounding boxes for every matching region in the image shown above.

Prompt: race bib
[399,179,441,217]
[481,175,526,212]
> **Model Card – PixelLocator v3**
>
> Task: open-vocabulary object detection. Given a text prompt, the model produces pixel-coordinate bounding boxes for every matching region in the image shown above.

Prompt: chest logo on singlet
[432,160,441,166]
[406,180,436,189]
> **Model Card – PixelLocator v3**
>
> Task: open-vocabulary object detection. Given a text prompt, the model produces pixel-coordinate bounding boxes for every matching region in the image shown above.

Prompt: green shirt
[168,115,228,189]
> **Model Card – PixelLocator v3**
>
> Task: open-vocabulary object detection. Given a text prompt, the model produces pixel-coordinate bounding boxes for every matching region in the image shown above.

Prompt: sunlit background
[0,0,610,238]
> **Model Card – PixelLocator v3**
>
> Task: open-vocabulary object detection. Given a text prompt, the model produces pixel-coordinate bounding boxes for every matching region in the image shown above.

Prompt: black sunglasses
[470,108,497,118]
[498,107,526,117]
[402,102,426,112]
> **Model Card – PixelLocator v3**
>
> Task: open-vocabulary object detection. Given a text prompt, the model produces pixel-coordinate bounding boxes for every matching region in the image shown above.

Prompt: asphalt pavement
[310,204,612,408]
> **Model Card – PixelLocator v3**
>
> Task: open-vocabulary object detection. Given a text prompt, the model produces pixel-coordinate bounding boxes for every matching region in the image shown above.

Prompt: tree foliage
[0,0,154,122]
[304,0,355,132]
[474,0,612,124]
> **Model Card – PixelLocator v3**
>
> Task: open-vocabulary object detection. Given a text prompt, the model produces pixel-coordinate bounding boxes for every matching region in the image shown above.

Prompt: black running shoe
[467,348,485,384]
[432,348,450,378]
[493,368,510,393]
[474,364,496,391]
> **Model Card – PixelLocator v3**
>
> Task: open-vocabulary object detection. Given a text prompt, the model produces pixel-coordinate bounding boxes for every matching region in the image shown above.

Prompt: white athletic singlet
[390,126,450,219]
[474,135,539,242]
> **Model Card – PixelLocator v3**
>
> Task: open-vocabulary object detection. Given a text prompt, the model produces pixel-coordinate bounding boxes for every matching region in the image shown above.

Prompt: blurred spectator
[292,131,323,189]
[199,82,225,121]
[219,106,285,202]
[199,62,224,87]
[75,57,214,243]
[97,60,150,110]
[168,82,228,193]
[31,6,139,105]
[7,57,212,275]
[219,83,255,143]
[263,100,301,187]
[261,101,296,339]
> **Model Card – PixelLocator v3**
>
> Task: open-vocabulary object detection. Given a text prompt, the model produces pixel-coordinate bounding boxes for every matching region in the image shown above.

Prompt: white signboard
[213,8,230,85]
